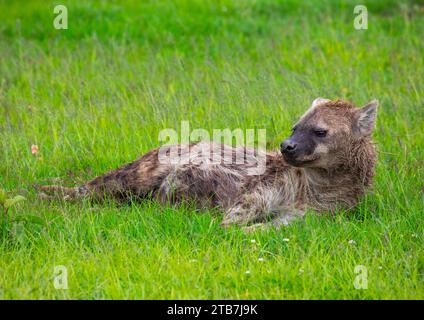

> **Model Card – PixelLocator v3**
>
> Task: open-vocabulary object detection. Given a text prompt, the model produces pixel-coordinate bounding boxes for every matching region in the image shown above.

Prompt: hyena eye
[314,129,327,137]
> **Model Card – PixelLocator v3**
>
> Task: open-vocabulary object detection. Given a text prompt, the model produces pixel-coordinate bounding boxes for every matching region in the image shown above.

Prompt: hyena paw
[241,223,268,233]
[271,209,305,227]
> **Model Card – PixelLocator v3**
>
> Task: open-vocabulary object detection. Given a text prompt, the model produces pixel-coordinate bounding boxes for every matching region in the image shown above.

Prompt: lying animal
[39,98,378,230]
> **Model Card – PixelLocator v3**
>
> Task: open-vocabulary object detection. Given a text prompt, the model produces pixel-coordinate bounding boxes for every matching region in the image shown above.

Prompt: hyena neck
[301,139,377,212]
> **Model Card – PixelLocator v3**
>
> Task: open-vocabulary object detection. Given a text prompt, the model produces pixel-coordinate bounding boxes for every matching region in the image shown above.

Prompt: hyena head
[281,98,378,170]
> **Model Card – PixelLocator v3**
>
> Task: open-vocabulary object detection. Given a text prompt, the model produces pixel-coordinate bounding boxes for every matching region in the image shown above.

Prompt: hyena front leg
[221,189,305,230]
[270,208,305,227]
[220,188,283,227]
[221,201,264,227]
[241,209,305,233]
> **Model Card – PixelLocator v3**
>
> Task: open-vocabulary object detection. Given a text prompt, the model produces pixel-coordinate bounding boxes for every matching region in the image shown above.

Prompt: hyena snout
[280,138,297,156]
[281,132,317,167]
[280,139,297,154]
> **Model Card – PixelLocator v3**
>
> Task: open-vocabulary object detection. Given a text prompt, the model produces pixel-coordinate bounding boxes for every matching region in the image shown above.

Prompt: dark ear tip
[361,100,378,113]
[369,99,379,107]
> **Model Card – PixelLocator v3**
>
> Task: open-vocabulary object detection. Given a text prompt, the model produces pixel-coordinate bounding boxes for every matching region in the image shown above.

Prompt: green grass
[0,0,423,299]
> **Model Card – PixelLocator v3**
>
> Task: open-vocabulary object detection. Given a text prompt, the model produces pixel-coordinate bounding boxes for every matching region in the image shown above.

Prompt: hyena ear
[354,100,378,137]
[311,97,330,107]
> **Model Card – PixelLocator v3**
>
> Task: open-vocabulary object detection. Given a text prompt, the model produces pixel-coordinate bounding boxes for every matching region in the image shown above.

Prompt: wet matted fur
[38,98,378,230]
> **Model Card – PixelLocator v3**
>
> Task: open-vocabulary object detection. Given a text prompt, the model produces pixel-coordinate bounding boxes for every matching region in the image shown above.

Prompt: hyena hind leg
[36,185,88,201]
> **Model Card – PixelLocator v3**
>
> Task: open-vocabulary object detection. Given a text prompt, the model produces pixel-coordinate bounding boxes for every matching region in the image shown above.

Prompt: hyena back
[39,98,378,230]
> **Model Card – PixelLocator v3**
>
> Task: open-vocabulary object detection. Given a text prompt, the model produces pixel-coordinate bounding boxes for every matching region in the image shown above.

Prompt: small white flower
[378,266,383,270]
[251,239,256,243]
[348,239,356,245]
[258,257,264,262]
[282,238,290,242]
[299,268,304,274]
[245,270,251,274]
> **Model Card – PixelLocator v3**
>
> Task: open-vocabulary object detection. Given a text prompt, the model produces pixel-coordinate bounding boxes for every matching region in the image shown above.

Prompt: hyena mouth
[283,154,318,167]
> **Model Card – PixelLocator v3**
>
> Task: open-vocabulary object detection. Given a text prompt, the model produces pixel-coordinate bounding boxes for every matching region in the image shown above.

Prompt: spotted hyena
[39,98,378,230]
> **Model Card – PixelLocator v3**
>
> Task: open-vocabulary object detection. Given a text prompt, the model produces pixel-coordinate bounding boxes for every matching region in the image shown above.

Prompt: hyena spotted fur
[39,98,378,230]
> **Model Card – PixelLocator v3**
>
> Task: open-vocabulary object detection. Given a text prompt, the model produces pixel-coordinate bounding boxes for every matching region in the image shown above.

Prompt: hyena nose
[281,140,297,154]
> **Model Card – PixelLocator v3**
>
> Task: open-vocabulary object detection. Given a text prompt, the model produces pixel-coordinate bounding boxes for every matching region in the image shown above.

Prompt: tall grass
[0,0,423,299]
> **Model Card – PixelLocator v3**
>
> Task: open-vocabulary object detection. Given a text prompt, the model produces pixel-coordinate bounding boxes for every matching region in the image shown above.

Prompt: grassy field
[0,0,423,299]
